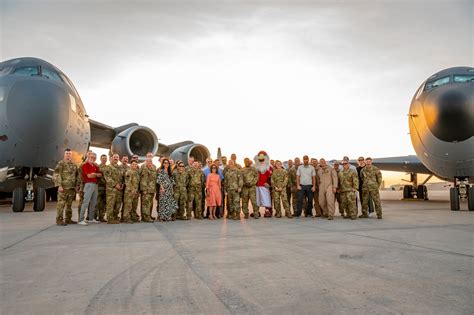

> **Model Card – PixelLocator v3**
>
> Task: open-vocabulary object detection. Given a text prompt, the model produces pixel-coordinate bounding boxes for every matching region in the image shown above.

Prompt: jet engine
[111,126,158,159]
[169,143,210,165]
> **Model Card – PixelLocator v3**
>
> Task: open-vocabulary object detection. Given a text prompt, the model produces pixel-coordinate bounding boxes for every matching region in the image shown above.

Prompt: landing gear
[33,187,46,212]
[450,178,472,211]
[450,187,460,211]
[467,185,474,211]
[402,173,430,200]
[12,187,25,212]
[403,185,412,199]
[417,185,428,200]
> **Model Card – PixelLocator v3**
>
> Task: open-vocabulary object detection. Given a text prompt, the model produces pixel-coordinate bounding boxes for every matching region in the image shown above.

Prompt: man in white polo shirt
[295,155,316,217]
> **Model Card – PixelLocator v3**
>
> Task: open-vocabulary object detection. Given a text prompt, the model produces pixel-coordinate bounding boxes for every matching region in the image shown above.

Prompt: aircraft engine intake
[170,143,210,166]
[111,126,158,159]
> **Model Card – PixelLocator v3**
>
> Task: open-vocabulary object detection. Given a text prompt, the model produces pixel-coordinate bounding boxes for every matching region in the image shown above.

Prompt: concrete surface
[0,192,473,314]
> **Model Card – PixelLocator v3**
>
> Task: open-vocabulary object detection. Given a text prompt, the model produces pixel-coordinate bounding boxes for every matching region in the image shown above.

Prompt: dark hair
[160,158,173,176]
[210,163,218,173]
[100,154,107,158]
[64,148,71,152]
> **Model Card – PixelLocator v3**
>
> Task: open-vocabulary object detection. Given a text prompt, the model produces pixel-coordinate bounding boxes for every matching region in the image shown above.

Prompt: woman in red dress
[206,164,222,220]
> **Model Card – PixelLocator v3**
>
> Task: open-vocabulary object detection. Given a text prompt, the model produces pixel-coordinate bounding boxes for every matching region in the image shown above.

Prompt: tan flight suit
[317,165,338,219]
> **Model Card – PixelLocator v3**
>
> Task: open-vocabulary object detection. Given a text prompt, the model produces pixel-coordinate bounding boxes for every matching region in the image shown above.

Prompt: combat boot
[377,215,383,219]
[244,213,249,219]
[359,214,369,218]
[253,211,259,219]
[65,219,77,224]
[107,220,120,224]
[285,212,293,218]
[275,213,282,218]
[56,219,67,226]
[328,216,334,220]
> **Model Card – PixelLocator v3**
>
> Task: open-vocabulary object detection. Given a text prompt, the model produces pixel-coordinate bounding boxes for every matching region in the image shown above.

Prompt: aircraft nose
[6,79,69,144]
[424,86,474,142]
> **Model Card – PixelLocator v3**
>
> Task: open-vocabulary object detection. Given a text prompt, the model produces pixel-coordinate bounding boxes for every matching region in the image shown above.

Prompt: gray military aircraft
[368,66,473,210]
[0,57,210,212]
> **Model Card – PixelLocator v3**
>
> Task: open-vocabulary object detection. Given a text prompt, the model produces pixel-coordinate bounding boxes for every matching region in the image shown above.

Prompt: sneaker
[78,221,88,226]
[90,219,100,224]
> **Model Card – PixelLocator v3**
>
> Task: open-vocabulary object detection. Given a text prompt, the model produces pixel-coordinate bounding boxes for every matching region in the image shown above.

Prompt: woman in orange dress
[206,164,222,220]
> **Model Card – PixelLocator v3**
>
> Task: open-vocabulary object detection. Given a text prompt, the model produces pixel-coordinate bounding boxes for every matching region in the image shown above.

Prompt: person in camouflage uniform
[333,161,344,217]
[140,152,157,222]
[360,157,383,219]
[122,160,140,223]
[290,157,300,214]
[225,160,243,220]
[241,157,259,219]
[104,153,124,224]
[311,158,322,217]
[96,154,108,222]
[271,160,292,218]
[118,155,129,221]
[285,159,293,205]
[53,149,79,225]
[187,161,205,219]
[338,160,359,220]
[173,161,188,219]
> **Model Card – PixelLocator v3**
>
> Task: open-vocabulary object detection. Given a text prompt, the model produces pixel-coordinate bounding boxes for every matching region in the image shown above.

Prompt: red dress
[206,173,222,206]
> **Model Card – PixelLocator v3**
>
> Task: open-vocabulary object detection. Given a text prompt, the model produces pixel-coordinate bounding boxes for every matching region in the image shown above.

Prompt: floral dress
[156,169,178,221]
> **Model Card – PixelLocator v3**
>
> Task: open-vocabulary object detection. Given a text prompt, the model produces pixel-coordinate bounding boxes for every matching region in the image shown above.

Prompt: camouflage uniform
[241,166,259,217]
[225,168,243,219]
[119,164,129,220]
[122,168,140,222]
[53,160,78,223]
[334,168,344,216]
[96,163,107,221]
[361,165,383,218]
[104,163,124,222]
[287,166,298,213]
[173,169,188,219]
[140,163,157,222]
[338,169,359,219]
[271,168,292,218]
[187,167,205,219]
[313,166,322,216]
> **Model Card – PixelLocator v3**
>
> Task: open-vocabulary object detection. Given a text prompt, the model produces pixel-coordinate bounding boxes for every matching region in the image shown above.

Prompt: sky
[1,0,472,183]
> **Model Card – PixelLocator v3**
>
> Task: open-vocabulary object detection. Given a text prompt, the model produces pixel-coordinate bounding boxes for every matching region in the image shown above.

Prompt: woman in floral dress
[156,158,178,221]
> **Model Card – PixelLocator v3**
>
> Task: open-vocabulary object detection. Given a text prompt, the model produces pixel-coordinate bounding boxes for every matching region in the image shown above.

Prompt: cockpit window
[424,76,450,91]
[13,66,39,76]
[453,75,474,83]
[41,68,62,82]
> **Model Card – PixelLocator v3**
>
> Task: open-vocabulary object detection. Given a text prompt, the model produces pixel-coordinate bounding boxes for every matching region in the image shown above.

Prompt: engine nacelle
[111,126,158,159]
[170,143,210,166]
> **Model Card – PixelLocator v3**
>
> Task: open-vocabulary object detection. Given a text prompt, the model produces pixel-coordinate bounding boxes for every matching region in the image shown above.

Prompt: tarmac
[0,191,473,315]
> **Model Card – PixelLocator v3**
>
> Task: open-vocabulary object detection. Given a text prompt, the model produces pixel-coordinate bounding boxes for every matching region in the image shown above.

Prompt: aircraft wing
[366,155,432,174]
[89,119,138,149]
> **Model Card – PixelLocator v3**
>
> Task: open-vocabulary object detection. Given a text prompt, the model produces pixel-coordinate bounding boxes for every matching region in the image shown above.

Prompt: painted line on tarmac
[153,222,260,314]
[0,224,55,252]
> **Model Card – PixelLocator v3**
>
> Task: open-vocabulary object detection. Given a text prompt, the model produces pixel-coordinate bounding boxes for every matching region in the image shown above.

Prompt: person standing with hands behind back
[206,164,222,220]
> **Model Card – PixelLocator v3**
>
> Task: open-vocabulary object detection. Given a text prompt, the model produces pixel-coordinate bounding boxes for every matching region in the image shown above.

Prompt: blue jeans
[296,185,313,216]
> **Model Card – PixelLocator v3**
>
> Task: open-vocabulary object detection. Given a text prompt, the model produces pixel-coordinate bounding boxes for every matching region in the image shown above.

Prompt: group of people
[53,148,383,226]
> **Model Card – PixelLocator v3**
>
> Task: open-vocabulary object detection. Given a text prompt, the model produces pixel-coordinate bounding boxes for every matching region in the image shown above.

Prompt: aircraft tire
[450,187,460,211]
[12,187,25,212]
[467,186,474,211]
[33,187,46,212]
[403,185,412,199]
[417,185,428,200]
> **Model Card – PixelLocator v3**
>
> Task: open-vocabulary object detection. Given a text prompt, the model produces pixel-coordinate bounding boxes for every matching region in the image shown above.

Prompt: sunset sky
[2,1,472,185]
